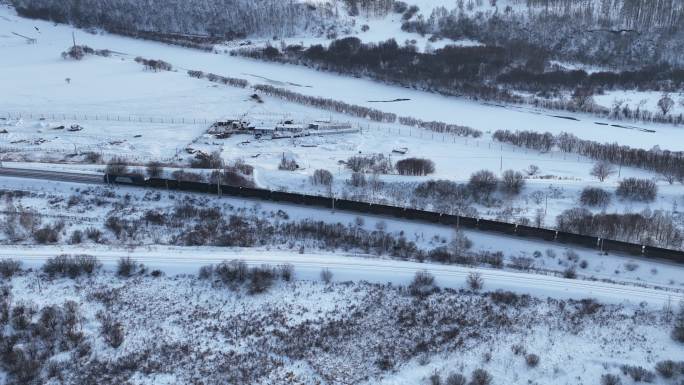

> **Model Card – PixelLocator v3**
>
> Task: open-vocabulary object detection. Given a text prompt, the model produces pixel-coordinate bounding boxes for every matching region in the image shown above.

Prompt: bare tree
[320,268,333,283]
[311,169,333,186]
[590,161,616,182]
[468,170,498,200]
[571,86,594,110]
[105,157,129,175]
[146,161,163,178]
[501,170,525,195]
[658,93,675,115]
[467,272,483,291]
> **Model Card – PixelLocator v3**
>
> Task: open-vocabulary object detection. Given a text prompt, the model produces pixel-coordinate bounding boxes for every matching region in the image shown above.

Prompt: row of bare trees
[494,130,684,181]
[254,84,396,122]
[556,208,682,248]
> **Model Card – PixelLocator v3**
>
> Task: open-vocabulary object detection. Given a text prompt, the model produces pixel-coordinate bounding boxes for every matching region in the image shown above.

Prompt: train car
[600,238,643,256]
[125,176,684,266]
[555,231,598,248]
[477,219,516,234]
[366,203,401,217]
[643,246,684,263]
[516,225,557,241]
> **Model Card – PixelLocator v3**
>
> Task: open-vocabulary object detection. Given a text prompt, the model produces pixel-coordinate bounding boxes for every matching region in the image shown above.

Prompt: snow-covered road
[2,245,681,307]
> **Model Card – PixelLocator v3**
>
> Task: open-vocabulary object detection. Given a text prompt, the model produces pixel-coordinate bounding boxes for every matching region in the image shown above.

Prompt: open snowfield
[1,4,683,151]
[2,269,680,385]
[1,1,684,384]
[1,3,681,233]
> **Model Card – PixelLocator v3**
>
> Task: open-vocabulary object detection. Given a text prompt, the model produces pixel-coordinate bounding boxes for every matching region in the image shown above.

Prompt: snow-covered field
[1,4,683,151]
[2,1,684,383]
[1,268,681,385]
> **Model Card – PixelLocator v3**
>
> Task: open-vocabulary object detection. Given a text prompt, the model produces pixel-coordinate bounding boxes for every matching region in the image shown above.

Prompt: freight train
[103,174,684,263]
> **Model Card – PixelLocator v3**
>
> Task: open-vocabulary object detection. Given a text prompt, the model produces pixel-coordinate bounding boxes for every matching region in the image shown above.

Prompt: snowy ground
[1,269,681,385]
[1,176,684,295]
[1,3,681,234]
[1,4,683,151]
[2,2,684,383]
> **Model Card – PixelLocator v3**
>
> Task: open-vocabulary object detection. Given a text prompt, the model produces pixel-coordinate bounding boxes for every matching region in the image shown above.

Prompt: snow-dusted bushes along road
[1,245,682,307]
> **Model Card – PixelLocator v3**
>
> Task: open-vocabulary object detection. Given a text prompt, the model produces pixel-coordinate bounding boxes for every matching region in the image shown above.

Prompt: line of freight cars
[105,174,684,263]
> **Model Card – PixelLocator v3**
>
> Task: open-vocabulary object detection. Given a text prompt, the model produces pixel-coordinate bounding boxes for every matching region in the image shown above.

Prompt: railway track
[0,167,103,184]
[2,166,683,263]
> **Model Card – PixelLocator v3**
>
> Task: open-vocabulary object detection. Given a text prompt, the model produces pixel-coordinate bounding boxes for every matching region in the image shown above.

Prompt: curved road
[1,245,681,307]
[1,167,683,306]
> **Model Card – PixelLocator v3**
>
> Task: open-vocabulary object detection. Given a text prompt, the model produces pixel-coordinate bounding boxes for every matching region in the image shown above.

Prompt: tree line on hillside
[403,0,684,68]
[236,38,684,126]
[10,0,337,38]
[557,208,682,248]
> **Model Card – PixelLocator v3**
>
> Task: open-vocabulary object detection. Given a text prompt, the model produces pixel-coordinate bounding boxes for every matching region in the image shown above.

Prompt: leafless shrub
[0,259,22,279]
[85,227,102,243]
[146,161,163,178]
[33,225,60,244]
[469,368,492,385]
[188,70,205,78]
[10,303,34,330]
[563,266,577,279]
[395,158,435,176]
[320,268,333,284]
[348,172,367,187]
[43,255,100,278]
[408,271,438,298]
[673,303,684,343]
[82,151,102,164]
[254,84,397,123]
[467,272,483,291]
[172,169,204,182]
[501,169,525,195]
[105,157,129,175]
[213,260,249,286]
[491,290,530,306]
[511,344,526,355]
[580,187,611,207]
[446,373,467,385]
[248,265,276,294]
[510,256,534,270]
[99,313,124,348]
[601,374,622,385]
[620,365,655,383]
[525,353,540,368]
[654,360,678,378]
[198,265,214,280]
[616,178,657,202]
[135,56,172,71]
[61,45,85,60]
[346,153,392,174]
[278,264,294,282]
[116,257,140,278]
[278,154,298,171]
[624,262,639,271]
[312,169,333,186]
[69,229,83,244]
[468,170,498,201]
